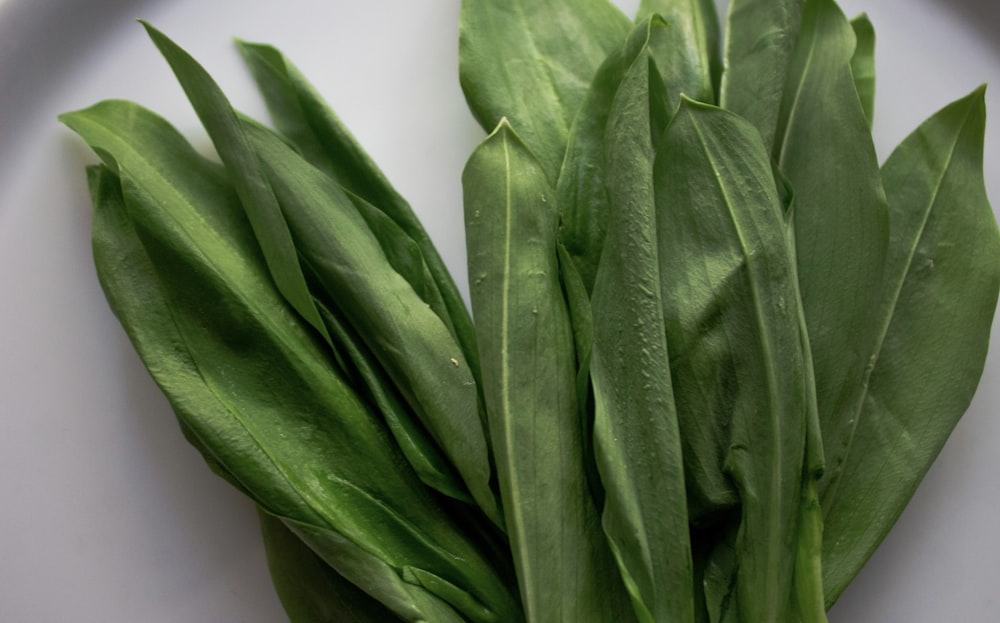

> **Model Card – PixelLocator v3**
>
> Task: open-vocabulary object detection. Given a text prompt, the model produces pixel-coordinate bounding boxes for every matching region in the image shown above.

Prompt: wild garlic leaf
[139,23,503,526]
[463,119,632,623]
[849,14,876,127]
[257,509,406,623]
[720,0,803,149]
[655,98,811,623]
[557,16,672,294]
[79,141,511,623]
[591,48,693,623]
[636,0,720,103]
[773,0,889,510]
[458,0,631,180]
[821,86,1000,606]
[236,41,480,381]
[242,119,503,529]
[139,22,332,348]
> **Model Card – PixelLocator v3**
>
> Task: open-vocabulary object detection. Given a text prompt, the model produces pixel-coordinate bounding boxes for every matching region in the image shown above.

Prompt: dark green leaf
[139,21,331,347]
[257,509,405,623]
[242,119,503,529]
[77,145,511,622]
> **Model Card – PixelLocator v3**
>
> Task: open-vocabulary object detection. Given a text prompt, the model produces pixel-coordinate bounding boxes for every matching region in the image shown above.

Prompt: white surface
[0,0,996,621]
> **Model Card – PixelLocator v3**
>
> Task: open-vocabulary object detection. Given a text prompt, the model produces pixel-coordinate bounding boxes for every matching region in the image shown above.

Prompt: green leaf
[458,0,631,180]
[557,16,671,293]
[77,146,516,622]
[463,119,631,623]
[636,0,720,103]
[849,14,876,127]
[773,0,889,510]
[590,49,693,623]
[133,22,501,528]
[720,0,803,149]
[241,119,504,529]
[257,509,406,623]
[138,21,331,348]
[821,86,1000,605]
[235,41,480,384]
[655,98,811,623]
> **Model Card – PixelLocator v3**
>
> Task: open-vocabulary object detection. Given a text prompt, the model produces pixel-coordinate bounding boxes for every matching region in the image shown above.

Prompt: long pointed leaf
[637,0,719,103]
[849,14,876,127]
[463,119,630,623]
[591,49,693,623]
[821,86,1000,605]
[720,0,803,149]
[656,98,811,623]
[236,41,480,381]
[773,0,889,509]
[78,150,513,622]
[557,17,671,293]
[459,0,631,180]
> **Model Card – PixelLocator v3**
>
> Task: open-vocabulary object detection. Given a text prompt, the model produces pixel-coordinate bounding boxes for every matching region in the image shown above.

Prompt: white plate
[0,0,996,621]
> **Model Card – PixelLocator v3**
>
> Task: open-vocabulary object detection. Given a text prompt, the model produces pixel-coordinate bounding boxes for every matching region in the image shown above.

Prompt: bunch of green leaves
[61,0,997,620]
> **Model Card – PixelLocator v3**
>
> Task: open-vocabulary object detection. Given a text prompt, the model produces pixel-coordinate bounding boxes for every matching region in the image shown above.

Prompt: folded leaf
[821,86,1000,605]
[655,98,812,623]
[236,41,480,383]
[463,119,630,623]
[772,0,889,511]
[720,0,803,149]
[459,0,631,180]
[591,49,693,623]
[69,102,521,621]
[557,17,671,293]
[637,0,719,103]
[849,14,876,127]
[134,22,502,528]
[257,509,405,623]
[243,119,503,528]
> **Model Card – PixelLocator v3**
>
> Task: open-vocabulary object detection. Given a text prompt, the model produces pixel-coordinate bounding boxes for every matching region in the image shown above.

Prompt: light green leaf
[655,98,812,623]
[720,0,803,149]
[236,40,480,383]
[773,0,889,511]
[637,0,720,103]
[463,119,631,623]
[557,17,671,293]
[849,14,876,127]
[459,0,631,180]
[591,49,693,623]
[821,86,1000,606]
